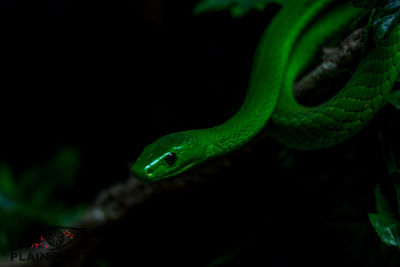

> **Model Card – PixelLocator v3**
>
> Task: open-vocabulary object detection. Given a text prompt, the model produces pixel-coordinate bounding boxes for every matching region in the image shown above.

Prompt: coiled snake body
[132,0,400,181]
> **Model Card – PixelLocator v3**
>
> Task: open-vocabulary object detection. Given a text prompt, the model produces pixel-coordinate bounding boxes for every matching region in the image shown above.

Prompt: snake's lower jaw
[131,160,152,181]
[132,160,201,182]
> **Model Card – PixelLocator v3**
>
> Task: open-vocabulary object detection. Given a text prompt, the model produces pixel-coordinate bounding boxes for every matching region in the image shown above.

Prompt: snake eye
[165,152,177,165]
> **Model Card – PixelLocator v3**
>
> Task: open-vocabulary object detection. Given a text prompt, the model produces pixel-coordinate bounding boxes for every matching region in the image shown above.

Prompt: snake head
[131,131,205,181]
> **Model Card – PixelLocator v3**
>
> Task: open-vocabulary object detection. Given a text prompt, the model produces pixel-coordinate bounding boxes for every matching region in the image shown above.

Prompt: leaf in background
[0,163,17,199]
[353,0,400,44]
[29,185,52,210]
[47,147,81,188]
[386,0,400,11]
[387,90,400,109]
[18,147,80,201]
[368,214,400,248]
[0,231,8,255]
[193,0,285,17]
[395,183,400,215]
[0,147,85,254]
[372,9,400,44]
[375,187,396,218]
[386,143,400,175]
[369,186,400,249]
[0,193,16,211]
[15,147,82,217]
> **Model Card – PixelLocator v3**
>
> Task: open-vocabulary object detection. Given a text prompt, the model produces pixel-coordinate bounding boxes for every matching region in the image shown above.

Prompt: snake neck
[199,0,338,159]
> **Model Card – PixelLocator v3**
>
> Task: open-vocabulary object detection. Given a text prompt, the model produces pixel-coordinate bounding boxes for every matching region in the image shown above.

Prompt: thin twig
[294,27,366,102]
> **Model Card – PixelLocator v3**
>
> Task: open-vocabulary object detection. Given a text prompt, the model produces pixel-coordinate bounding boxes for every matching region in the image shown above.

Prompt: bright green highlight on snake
[132,0,400,181]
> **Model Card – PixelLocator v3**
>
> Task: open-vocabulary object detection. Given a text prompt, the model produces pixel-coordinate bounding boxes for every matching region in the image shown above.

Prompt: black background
[1,0,271,195]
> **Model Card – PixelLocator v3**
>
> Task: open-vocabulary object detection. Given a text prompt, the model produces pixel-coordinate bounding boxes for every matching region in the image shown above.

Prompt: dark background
[2,0,400,266]
[1,0,271,196]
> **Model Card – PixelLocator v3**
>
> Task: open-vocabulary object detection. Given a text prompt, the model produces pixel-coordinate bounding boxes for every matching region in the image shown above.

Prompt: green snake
[132,0,400,181]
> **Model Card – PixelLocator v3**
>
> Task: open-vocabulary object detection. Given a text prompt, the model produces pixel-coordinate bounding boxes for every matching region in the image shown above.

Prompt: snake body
[132,0,400,181]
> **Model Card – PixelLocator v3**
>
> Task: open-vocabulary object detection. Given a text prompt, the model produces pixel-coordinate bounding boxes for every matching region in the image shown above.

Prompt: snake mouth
[144,160,201,182]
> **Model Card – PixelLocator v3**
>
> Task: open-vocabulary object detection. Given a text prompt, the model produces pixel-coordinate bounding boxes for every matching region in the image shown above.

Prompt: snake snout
[144,166,154,178]
[131,161,153,180]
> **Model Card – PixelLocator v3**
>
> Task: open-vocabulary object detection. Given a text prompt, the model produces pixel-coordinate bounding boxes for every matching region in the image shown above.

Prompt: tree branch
[294,27,366,103]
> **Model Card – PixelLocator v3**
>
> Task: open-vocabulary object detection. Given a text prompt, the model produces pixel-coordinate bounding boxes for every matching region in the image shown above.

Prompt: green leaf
[387,90,400,109]
[48,147,81,188]
[395,183,400,214]
[18,147,80,201]
[368,213,400,248]
[0,231,8,256]
[29,186,52,210]
[0,163,17,199]
[386,0,400,11]
[194,0,285,17]
[375,187,396,219]
[372,11,400,44]
[353,0,400,44]
[0,148,85,254]
[385,143,400,175]
[369,185,400,249]
[0,193,16,211]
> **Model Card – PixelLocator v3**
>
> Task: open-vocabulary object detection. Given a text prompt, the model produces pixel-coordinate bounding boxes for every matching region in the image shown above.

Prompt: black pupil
[165,152,177,165]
